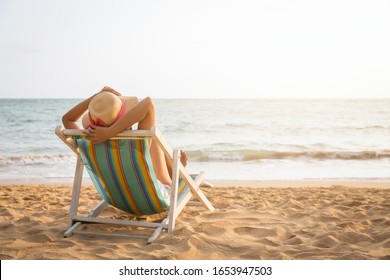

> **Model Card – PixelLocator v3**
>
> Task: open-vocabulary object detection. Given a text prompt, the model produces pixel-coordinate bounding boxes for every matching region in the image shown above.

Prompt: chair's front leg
[67,156,84,230]
[167,149,180,234]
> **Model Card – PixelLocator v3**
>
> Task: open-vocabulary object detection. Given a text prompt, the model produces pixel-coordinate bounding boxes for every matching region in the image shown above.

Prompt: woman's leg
[136,98,188,186]
[150,141,172,186]
[134,98,172,185]
[150,145,189,186]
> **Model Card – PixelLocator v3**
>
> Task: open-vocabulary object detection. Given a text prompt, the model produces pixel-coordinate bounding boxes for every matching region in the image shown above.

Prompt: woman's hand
[86,125,113,143]
[98,86,122,96]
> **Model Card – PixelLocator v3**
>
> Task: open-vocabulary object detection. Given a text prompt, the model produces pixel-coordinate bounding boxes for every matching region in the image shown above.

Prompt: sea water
[0,98,389,182]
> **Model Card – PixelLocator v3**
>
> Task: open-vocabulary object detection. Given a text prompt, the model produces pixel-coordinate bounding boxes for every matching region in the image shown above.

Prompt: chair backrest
[77,138,169,215]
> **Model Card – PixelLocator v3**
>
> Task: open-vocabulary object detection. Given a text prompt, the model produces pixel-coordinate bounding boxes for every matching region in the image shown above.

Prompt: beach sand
[0,181,389,260]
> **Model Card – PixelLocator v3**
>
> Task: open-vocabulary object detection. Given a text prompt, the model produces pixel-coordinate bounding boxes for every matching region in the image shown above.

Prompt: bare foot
[180,150,188,167]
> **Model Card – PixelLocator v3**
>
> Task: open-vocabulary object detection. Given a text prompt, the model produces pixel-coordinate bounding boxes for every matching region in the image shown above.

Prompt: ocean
[1,98,389,183]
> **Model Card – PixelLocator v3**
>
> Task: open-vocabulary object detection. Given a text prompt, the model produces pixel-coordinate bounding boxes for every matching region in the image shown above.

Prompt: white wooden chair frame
[55,125,215,243]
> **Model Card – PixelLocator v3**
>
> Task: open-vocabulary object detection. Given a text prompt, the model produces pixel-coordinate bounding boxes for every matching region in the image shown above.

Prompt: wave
[1,149,390,168]
[0,154,76,167]
[187,149,390,162]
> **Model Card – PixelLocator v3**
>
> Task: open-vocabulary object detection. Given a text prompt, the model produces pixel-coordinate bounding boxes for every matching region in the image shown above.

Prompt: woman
[62,86,188,204]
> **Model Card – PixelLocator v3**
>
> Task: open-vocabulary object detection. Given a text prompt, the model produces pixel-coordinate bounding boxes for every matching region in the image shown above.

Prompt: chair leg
[180,168,216,212]
[65,156,84,236]
[148,218,168,243]
[64,222,82,237]
[168,149,180,235]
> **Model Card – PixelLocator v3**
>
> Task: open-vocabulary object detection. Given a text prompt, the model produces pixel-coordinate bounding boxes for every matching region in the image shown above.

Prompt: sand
[0,181,389,260]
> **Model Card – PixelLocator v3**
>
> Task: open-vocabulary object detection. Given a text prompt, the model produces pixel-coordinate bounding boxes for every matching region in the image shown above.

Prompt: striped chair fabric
[77,138,189,215]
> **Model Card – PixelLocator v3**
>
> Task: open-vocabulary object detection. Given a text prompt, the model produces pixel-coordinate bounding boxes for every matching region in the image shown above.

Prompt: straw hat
[82,91,139,128]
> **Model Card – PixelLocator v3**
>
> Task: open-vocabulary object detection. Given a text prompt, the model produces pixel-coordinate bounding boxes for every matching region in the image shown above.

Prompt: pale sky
[0,0,389,99]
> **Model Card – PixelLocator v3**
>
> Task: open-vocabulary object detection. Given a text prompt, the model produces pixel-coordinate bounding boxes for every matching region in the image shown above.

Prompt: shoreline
[1,178,390,188]
[209,179,390,188]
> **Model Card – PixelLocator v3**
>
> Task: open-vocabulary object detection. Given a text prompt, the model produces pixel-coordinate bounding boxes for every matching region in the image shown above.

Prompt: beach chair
[55,126,215,243]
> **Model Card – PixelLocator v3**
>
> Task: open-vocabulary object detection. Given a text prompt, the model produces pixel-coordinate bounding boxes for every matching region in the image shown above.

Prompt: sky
[0,0,389,99]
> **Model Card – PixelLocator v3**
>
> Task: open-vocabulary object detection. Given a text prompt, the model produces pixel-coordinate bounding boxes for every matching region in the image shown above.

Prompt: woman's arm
[62,86,121,129]
[62,94,96,129]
